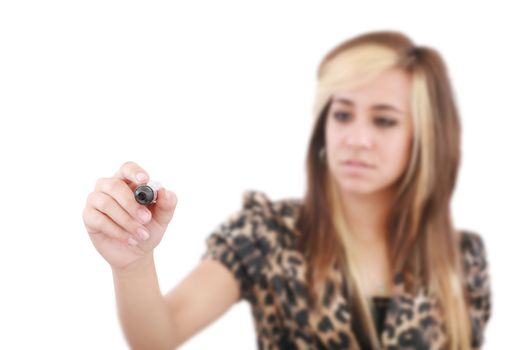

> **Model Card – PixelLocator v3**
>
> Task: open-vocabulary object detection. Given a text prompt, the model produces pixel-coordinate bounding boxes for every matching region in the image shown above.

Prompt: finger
[95,177,152,227]
[150,188,177,227]
[83,206,139,246]
[88,192,151,241]
[113,161,150,186]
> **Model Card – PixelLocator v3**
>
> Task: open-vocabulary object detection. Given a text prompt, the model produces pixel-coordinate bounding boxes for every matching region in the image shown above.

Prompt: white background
[0,1,523,349]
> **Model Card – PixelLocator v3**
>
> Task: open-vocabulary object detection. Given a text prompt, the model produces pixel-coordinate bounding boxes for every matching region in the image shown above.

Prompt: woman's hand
[82,161,177,270]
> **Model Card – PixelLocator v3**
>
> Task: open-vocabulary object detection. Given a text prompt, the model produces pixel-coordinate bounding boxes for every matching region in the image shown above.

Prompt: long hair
[296,31,471,349]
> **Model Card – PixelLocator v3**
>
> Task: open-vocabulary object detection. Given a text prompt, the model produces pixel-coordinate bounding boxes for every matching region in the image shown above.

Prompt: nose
[344,121,373,149]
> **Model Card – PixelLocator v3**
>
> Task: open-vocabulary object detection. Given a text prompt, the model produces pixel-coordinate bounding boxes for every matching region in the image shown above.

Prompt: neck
[339,186,394,245]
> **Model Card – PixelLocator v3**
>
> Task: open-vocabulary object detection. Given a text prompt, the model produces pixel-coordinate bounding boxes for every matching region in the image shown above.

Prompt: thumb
[151,187,177,227]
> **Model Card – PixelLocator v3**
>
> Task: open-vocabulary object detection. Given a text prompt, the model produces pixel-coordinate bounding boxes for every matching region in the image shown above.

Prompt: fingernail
[137,227,150,241]
[137,209,151,224]
[136,173,147,183]
[128,236,139,246]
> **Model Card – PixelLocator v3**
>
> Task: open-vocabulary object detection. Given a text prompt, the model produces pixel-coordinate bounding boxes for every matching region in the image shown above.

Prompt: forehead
[331,68,411,111]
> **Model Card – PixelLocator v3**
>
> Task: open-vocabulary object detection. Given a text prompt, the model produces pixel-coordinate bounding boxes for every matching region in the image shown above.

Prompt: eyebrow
[333,97,404,114]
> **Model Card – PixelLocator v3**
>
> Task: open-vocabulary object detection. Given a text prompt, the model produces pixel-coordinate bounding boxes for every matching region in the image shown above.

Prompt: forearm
[112,254,175,350]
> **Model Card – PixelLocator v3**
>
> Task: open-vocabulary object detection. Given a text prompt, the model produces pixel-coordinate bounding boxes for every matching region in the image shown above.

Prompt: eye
[375,117,397,127]
[333,110,351,121]
[332,111,398,127]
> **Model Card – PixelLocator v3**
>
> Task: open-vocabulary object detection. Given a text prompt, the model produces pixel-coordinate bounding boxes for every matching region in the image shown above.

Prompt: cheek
[325,123,341,150]
[397,137,413,169]
[384,135,412,169]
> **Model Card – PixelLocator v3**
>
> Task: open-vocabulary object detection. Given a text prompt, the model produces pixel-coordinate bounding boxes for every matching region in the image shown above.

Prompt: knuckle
[106,178,122,192]
[86,191,98,206]
[114,228,127,241]
[84,192,93,207]
[82,207,92,228]
[127,201,140,218]
[128,221,141,236]
[95,193,112,212]
[124,209,143,228]
[89,211,105,231]
[129,196,140,210]
[95,177,107,190]
[120,227,133,241]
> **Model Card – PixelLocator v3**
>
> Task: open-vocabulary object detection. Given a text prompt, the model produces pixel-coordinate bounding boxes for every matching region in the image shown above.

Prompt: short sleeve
[201,190,275,303]
[460,230,492,348]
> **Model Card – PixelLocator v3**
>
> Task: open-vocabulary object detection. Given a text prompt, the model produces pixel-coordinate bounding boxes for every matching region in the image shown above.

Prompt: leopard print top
[202,190,491,349]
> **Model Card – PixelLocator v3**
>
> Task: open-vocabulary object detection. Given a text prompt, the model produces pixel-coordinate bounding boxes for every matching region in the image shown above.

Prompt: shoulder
[458,230,490,284]
[211,190,302,234]
[458,230,487,258]
[241,190,303,230]
[204,189,303,262]
[202,190,303,300]
[457,229,492,345]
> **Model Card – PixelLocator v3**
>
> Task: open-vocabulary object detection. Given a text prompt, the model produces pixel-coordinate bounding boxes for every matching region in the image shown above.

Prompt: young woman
[82,31,491,349]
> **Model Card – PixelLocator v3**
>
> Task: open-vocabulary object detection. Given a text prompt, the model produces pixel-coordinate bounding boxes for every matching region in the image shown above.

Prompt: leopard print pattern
[202,190,491,349]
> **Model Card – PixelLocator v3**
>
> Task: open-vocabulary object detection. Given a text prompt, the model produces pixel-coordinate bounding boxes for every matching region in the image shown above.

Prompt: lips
[342,159,373,167]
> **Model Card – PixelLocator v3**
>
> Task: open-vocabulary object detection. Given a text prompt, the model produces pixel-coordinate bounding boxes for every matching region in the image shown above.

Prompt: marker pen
[134,180,162,205]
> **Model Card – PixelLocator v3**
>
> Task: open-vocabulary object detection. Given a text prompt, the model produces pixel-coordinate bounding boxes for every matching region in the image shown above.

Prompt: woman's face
[324,67,413,196]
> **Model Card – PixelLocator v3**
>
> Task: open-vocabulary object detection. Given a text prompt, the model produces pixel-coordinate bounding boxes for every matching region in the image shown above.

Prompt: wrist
[111,253,156,279]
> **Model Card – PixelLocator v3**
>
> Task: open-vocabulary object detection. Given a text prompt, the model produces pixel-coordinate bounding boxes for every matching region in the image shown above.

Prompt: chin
[335,179,378,195]
[334,173,396,195]
[341,188,378,196]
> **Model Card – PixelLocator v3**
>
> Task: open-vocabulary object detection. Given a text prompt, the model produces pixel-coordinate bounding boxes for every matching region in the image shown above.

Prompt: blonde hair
[297,31,471,349]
